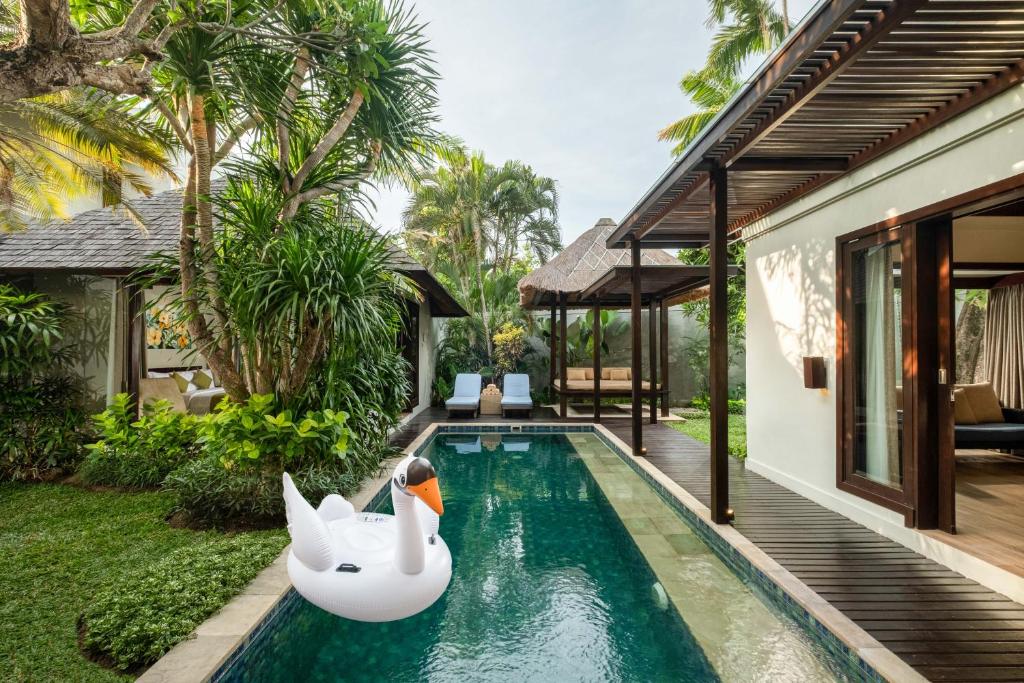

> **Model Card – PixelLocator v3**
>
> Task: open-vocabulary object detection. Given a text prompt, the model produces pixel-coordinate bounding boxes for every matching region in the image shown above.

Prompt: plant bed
[0,482,286,682]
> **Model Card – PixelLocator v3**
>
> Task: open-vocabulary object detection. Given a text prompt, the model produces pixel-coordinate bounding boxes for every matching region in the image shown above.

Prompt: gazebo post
[649,298,658,425]
[559,292,568,419]
[592,301,602,423]
[660,299,670,417]
[710,165,732,524]
[630,240,643,455]
[549,301,557,401]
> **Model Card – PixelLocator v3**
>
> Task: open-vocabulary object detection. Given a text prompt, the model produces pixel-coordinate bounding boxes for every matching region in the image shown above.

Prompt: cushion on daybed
[953,388,977,425]
[958,382,1004,423]
[566,367,588,381]
[609,367,630,381]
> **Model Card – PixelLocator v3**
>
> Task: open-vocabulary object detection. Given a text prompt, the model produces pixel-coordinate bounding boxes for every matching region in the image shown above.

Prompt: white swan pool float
[282,455,452,622]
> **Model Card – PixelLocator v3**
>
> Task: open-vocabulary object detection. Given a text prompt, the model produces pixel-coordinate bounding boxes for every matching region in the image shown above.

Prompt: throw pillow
[952,388,977,425]
[610,368,630,382]
[170,371,191,394]
[584,368,595,381]
[959,382,1004,424]
[601,368,612,380]
[566,368,588,381]
[193,370,213,389]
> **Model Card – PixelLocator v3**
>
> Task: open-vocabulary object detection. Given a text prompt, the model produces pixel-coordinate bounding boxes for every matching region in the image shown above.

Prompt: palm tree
[493,162,561,272]
[658,68,742,157]
[660,0,790,154]
[403,150,561,361]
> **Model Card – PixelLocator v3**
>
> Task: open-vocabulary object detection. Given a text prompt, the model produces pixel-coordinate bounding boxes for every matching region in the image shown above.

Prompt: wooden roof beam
[725,0,931,163]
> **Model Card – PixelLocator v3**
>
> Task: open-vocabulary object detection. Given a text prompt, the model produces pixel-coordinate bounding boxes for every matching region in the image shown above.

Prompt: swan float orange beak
[405,457,444,516]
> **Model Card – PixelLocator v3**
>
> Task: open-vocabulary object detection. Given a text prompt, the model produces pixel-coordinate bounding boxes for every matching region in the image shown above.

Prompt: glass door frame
[836,225,917,519]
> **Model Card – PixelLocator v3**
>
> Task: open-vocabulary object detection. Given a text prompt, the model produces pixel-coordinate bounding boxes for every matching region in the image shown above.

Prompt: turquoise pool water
[219,431,846,682]
[224,433,717,681]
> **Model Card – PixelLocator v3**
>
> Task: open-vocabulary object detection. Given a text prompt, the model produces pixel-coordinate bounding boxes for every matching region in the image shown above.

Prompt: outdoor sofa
[953,382,1024,451]
[446,373,482,417]
[552,366,665,399]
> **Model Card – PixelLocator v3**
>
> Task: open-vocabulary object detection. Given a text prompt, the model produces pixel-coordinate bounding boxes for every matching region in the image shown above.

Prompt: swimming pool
[216,430,847,682]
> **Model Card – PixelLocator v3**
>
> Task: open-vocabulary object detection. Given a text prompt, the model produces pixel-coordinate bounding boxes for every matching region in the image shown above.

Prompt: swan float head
[393,456,444,516]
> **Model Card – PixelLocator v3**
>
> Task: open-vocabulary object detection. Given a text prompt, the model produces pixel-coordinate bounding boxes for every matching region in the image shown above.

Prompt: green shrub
[689,394,746,415]
[164,459,361,527]
[197,393,352,471]
[0,285,88,480]
[0,375,89,480]
[80,394,199,488]
[80,533,287,671]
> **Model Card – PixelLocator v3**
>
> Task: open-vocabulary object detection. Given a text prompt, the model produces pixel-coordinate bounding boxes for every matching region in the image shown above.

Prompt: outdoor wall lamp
[803,357,827,389]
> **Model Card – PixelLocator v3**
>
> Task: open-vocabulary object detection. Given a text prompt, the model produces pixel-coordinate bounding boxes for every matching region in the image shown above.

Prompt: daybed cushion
[139,378,187,413]
[584,368,595,380]
[958,382,1004,423]
[566,367,588,381]
[170,371,191,393]
[192,370,213,389]
[610,368,630,382]
[955,423,1024,447]
[953,388,977,425]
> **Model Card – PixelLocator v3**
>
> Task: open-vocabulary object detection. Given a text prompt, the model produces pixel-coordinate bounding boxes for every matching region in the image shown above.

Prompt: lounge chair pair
[445,373,533,417]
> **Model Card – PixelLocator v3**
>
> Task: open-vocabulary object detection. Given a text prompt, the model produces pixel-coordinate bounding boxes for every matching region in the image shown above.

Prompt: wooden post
[660,299,670,417]
[559,292,568,418]
[549,302,557,400]
[631,240,643,455]
[593,301,602,423]
[709,165,731,523]
[649,298,658,424]
[125,281,144,412]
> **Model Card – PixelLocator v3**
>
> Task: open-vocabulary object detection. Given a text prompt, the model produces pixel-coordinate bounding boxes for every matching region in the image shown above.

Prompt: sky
[366,0,820,245]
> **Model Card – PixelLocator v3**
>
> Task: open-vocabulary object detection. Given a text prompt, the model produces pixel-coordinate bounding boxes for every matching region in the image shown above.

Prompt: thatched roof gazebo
[517,218,726,437]
[518,218,678,309]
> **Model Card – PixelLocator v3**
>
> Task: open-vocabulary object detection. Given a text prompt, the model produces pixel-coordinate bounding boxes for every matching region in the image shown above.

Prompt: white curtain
[984,283,1024,409]
[863,245,900,485]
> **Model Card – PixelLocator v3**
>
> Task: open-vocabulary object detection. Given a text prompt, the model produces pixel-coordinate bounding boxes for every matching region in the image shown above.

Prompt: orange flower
[146,328,162,346]
[177,335,189,349]
[159,311,172,328]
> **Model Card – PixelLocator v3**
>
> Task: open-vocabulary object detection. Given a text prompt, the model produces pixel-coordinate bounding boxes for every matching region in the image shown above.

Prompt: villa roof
[0,186,467,317]
[609,0,1024,248]
[517,218,679,309]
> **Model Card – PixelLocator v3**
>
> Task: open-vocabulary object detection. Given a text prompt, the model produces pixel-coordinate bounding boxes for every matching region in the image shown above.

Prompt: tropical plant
[403,148,561,360]
[0,89,176,231]
[658,68,742,156]
[197,393,352,473]
[493,322,526,382]
[131,0,439,403]
[0,284,88,479]
[659,0,791,154]
[677,242,747,343]
[80,394,199,488]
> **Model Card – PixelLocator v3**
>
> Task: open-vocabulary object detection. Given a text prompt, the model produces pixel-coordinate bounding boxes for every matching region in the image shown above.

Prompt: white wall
[743,84,1024,597]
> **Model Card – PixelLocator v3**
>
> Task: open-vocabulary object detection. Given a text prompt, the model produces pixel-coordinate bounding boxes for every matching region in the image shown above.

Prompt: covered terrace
[607,0,1024,526]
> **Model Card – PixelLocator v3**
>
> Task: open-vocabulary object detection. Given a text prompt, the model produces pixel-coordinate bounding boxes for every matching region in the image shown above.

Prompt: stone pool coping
[142,422,924,683]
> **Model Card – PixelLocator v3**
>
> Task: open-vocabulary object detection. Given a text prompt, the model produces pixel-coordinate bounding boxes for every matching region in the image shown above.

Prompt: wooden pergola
[609,0,1024,525]
[519,220,730,458]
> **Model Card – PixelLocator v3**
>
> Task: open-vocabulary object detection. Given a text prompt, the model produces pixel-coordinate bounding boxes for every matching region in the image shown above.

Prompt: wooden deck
[392,409,1024,682]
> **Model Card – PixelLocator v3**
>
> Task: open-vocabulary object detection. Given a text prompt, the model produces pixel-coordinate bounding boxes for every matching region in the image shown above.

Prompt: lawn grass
[0,483,287,682]
[666,412,747,459]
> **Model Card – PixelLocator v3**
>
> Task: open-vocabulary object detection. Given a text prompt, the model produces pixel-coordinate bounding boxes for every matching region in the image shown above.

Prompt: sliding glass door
[839,228,913,514]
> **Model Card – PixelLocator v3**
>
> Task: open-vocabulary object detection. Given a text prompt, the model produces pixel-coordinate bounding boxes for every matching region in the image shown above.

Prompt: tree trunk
[955,296,987,384]
[471,212,492,361]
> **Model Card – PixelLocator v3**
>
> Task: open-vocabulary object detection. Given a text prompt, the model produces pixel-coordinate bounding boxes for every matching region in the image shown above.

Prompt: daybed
[953,382,1024,451]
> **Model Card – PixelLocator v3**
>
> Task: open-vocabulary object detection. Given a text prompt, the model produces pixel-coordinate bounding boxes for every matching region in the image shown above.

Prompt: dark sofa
[955,407,1024,450]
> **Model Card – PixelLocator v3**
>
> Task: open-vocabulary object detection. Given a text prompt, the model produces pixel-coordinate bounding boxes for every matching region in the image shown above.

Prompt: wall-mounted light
[803,356,827,389]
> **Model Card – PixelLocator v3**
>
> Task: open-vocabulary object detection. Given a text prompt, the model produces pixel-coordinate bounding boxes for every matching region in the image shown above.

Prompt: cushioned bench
[953,382,1024,451]
[552,367,663,397]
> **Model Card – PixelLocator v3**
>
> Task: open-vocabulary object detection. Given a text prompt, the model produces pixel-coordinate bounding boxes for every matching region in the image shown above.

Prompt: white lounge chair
[446,373,482,417]
[501,374,533,417]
